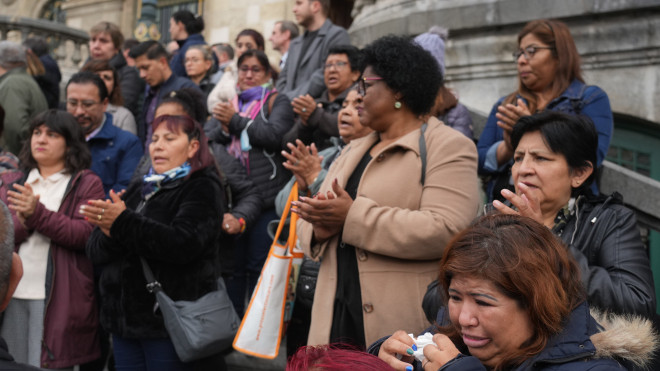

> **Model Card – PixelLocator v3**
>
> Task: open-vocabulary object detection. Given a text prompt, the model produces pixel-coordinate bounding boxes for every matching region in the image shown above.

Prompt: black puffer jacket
[210,141,262,227]
[208,93,294,208]
[109,53,144,119]
[560,193,656,317]
[86,166,225,338]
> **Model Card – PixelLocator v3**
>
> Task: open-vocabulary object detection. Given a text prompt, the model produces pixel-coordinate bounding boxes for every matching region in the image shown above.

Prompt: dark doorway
[329,0,355,29]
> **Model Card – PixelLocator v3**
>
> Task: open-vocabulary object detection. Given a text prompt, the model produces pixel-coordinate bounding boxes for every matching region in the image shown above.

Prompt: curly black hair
[158,88,208,124]
[361,35,442,116]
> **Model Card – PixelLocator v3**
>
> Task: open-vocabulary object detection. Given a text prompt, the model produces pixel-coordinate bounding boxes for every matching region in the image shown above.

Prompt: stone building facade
[350,0,660,132]
[5,0,657,126]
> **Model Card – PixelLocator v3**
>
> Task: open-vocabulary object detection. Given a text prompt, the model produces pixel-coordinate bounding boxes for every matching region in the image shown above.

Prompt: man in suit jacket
[276,0,351,100]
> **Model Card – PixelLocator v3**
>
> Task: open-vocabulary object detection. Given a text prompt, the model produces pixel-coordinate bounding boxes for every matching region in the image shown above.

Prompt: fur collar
[590,308,659,368]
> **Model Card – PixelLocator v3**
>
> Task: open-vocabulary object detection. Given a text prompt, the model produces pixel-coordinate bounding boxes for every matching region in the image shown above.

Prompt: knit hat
[414,26,448,77]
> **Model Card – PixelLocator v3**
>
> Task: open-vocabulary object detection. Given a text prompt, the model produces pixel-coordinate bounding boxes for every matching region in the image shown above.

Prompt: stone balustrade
[0,15,88,69]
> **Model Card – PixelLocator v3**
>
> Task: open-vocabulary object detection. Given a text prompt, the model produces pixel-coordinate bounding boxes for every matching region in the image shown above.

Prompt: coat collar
[522,301,597,368]
[109,52,127,70]
[89,113,117,141]
[346,116,441,159]
[560,79,587,100]
[515,79,586,108]
[177,33,205,48]
[0,66,28,83]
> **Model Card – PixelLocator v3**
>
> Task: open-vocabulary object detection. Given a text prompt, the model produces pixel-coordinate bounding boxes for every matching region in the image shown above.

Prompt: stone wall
[349,0,660,132]
[202,0,294,66]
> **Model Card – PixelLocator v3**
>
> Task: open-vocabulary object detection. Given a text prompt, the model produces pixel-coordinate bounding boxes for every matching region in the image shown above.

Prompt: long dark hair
[505,19,583,112]
[19,110,92,174]
[81,59,123,106]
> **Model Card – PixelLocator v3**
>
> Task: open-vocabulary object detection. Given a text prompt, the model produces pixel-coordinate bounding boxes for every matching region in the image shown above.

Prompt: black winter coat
[109,53,144,119]
[210,141,262,227]
[208,93,294,208]
[280,87,347,151]
[86,167,225,338]
[560,193,656,317]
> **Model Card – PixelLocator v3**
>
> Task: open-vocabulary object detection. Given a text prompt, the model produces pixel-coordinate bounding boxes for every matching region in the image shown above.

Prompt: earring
[394,101,402,109]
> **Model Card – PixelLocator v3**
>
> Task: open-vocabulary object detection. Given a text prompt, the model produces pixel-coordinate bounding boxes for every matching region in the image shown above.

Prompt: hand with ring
[80,189,127,236]
[291,94,316,124]
[222,213,242,234]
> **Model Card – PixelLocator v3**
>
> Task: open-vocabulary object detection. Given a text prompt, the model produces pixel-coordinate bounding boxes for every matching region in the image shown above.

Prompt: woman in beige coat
[293,36,481,349]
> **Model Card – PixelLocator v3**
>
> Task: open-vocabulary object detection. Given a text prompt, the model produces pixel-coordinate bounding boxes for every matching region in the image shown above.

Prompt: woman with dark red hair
[84,114,227,370]
[375,214,657,370]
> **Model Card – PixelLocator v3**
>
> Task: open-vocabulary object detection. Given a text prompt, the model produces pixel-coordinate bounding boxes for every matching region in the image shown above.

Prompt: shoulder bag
[140,258,240,362]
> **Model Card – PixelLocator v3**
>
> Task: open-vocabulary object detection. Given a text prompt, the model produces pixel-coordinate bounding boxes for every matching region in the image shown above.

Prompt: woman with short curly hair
[294,35,481,349]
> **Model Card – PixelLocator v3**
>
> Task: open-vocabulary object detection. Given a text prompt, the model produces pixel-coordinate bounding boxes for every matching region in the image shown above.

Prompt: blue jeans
[112,336,190,371]
[112,335,227,371]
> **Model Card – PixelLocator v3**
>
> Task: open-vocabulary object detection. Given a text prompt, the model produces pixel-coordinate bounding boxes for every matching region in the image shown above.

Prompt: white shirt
[13,168,72,300]
[280,51,289,69]
[85,114,106,141]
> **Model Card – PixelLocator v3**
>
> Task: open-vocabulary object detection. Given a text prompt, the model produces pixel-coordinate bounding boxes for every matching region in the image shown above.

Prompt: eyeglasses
[324,61,349,70]
[357,76,383,96]
[512,46,555,62]
[66,99,100,110]
[238,65,264,74]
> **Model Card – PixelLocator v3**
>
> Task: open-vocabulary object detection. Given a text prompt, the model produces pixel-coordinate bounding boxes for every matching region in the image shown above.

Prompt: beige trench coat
[299,117,481,346]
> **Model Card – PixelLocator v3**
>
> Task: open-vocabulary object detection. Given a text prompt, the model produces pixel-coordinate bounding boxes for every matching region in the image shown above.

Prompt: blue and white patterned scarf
[141,162,191,200]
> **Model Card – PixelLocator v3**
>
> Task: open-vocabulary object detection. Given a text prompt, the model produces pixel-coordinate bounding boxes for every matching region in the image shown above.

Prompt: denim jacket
[477,80,613,199]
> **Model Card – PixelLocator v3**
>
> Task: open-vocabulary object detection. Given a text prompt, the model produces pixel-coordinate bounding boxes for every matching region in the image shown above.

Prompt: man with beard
[66,72,142,196]
[276,0,350,100]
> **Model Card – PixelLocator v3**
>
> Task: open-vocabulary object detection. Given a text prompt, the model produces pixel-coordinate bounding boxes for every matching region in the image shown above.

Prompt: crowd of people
[0,0,657,370]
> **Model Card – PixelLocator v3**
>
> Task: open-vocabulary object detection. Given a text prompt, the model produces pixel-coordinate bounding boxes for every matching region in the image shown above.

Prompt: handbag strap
[139,257,163,294]
[272,182,298,252]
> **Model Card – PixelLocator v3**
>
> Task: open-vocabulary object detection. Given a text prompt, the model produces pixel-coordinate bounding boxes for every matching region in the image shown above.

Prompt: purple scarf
[227,84,275,170]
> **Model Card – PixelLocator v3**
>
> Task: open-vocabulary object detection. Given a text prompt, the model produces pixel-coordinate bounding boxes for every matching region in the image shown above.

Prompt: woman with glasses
[294,36,480,349]
[207,29,265,113]
[477,19,613,202]
[283,45,361,151]
[210,49,294,316]
[0,110,105,368]
[85,114,227,370]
